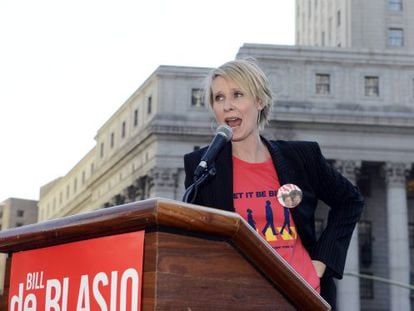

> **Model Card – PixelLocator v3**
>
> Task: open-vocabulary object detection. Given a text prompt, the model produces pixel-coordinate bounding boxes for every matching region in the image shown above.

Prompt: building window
[121,121,126,138]
[110,132,115,148]
[337,10,341,27]
[409,223,414,248]
[315,74,330,95]
[412,78,414,98]
[360,271,374,299]
[134,109,139,127]
[82,171,86,184]
[389,0,403,11]
[17,210,24,217]
[411,273,414,298]
[388,28,404,46]
[147,96,152,114]
[364,76,380,97]
[15,222,24,227]
[91,163,94,174]
[100,143,104,158]
[73,178,77,193]
[66,185,70,199]
[191,88,205,107]
[59,191,63,204]
[359,220,373,267]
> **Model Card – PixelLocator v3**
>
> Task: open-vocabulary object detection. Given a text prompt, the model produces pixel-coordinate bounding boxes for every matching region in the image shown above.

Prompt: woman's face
[211,76,261,142]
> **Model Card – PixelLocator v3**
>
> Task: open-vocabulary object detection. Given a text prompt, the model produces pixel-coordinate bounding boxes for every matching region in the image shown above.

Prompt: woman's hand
[312,260,327,278]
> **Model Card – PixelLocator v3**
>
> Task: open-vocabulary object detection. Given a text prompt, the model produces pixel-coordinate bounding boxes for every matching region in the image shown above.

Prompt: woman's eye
[234,91,243,98]
[215,94,224,101]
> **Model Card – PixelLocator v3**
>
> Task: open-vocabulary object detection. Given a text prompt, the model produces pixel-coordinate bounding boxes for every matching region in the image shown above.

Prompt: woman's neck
[231,135,270,163]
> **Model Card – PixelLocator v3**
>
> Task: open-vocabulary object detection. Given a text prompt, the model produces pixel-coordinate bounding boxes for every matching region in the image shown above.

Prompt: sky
[0,0,295,201]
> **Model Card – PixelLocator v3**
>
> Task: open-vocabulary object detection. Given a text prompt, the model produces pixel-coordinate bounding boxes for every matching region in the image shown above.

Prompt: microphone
[193,124,233,179]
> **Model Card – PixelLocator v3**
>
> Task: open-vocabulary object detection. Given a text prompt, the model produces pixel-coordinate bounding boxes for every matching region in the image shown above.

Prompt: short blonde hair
[204,58,273,129]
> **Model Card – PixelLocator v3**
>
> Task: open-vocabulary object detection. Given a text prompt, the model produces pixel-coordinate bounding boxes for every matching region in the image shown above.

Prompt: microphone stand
[182,166,216,204]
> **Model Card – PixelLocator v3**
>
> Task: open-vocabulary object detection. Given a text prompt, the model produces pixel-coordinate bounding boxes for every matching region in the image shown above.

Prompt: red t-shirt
[232,156,320,292]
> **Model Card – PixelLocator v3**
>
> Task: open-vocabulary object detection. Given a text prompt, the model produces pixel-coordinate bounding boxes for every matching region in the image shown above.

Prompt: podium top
[0,197,331,310]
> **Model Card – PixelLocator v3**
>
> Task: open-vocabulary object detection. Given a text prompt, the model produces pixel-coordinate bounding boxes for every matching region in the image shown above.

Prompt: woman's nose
[223,98,234,111]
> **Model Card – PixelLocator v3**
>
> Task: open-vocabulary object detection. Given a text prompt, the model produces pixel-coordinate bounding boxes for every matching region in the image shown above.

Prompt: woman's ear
[256,99,264,110]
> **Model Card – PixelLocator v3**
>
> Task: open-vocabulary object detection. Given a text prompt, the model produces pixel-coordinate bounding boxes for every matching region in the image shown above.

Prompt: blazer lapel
[211,141,235,212]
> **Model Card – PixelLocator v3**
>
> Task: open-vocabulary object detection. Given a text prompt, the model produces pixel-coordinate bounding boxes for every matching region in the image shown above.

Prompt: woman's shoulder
[184,146,208,163]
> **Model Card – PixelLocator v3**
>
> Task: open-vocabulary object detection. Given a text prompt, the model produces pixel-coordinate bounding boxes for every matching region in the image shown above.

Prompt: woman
[183,59,364,308]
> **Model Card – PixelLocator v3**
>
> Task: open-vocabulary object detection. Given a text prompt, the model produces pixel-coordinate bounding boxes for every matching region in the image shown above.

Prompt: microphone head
[216,124,233,142]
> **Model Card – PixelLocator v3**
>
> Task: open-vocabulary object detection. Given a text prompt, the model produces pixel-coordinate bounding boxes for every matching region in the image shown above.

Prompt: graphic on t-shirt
[246,208,256,230]
[261,200,279,239]
[280,206,293,235]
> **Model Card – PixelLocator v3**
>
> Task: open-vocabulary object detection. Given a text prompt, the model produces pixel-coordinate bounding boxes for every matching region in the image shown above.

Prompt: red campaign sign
[9,231,145,311]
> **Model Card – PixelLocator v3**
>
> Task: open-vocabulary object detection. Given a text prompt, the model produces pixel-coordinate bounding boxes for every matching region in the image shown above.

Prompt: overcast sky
[0,0,295,201]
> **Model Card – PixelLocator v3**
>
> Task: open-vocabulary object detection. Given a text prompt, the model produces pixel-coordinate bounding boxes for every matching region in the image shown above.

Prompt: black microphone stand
[182,166,216,204]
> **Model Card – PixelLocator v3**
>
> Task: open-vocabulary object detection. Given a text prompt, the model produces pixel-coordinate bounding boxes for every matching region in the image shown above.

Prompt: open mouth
[225,117,242,128]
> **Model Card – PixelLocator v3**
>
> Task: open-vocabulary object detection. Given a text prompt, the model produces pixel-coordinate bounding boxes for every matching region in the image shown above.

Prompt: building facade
[295,0,414,51]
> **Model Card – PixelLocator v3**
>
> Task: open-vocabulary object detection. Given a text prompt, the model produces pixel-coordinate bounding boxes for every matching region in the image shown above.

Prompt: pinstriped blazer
[184,137,364,280]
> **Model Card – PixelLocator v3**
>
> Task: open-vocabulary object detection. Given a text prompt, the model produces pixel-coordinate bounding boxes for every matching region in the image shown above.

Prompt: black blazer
[184,137,364,279]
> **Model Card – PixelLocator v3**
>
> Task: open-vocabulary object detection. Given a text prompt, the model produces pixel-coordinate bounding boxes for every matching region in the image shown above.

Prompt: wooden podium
[0,198,331,310]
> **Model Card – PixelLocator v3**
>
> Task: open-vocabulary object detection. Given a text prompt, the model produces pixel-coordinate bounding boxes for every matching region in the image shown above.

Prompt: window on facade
[91,163,94,174]
[409,223,414,248]
[388,0,403,11]
[110,132,115,148]
[15,222,24,227]
[134,109,139,127]
[337,10,341,27]
[191,89,205,107]
[59,191,63,204]
[147,96,152,114]
[66,185,70,199]
[315,74,330,95]
[17,210,24,217]
[359,220,373,267]
[100,143,104,158]
[411,272,414,298]
[364,76,380,97]
[360,271,374,299]
[73,178,77,193]
[122,121,126,138]
[412,78,414,98]
[388,28,404,47]
[82,171,86,184]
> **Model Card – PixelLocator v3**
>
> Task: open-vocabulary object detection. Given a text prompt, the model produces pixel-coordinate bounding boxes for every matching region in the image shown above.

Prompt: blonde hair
[204,58,273,129]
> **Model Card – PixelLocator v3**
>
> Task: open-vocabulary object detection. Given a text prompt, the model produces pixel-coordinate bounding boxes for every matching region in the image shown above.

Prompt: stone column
[334,160,361,311]
[384,162,411,311]
[147,167,179,200]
